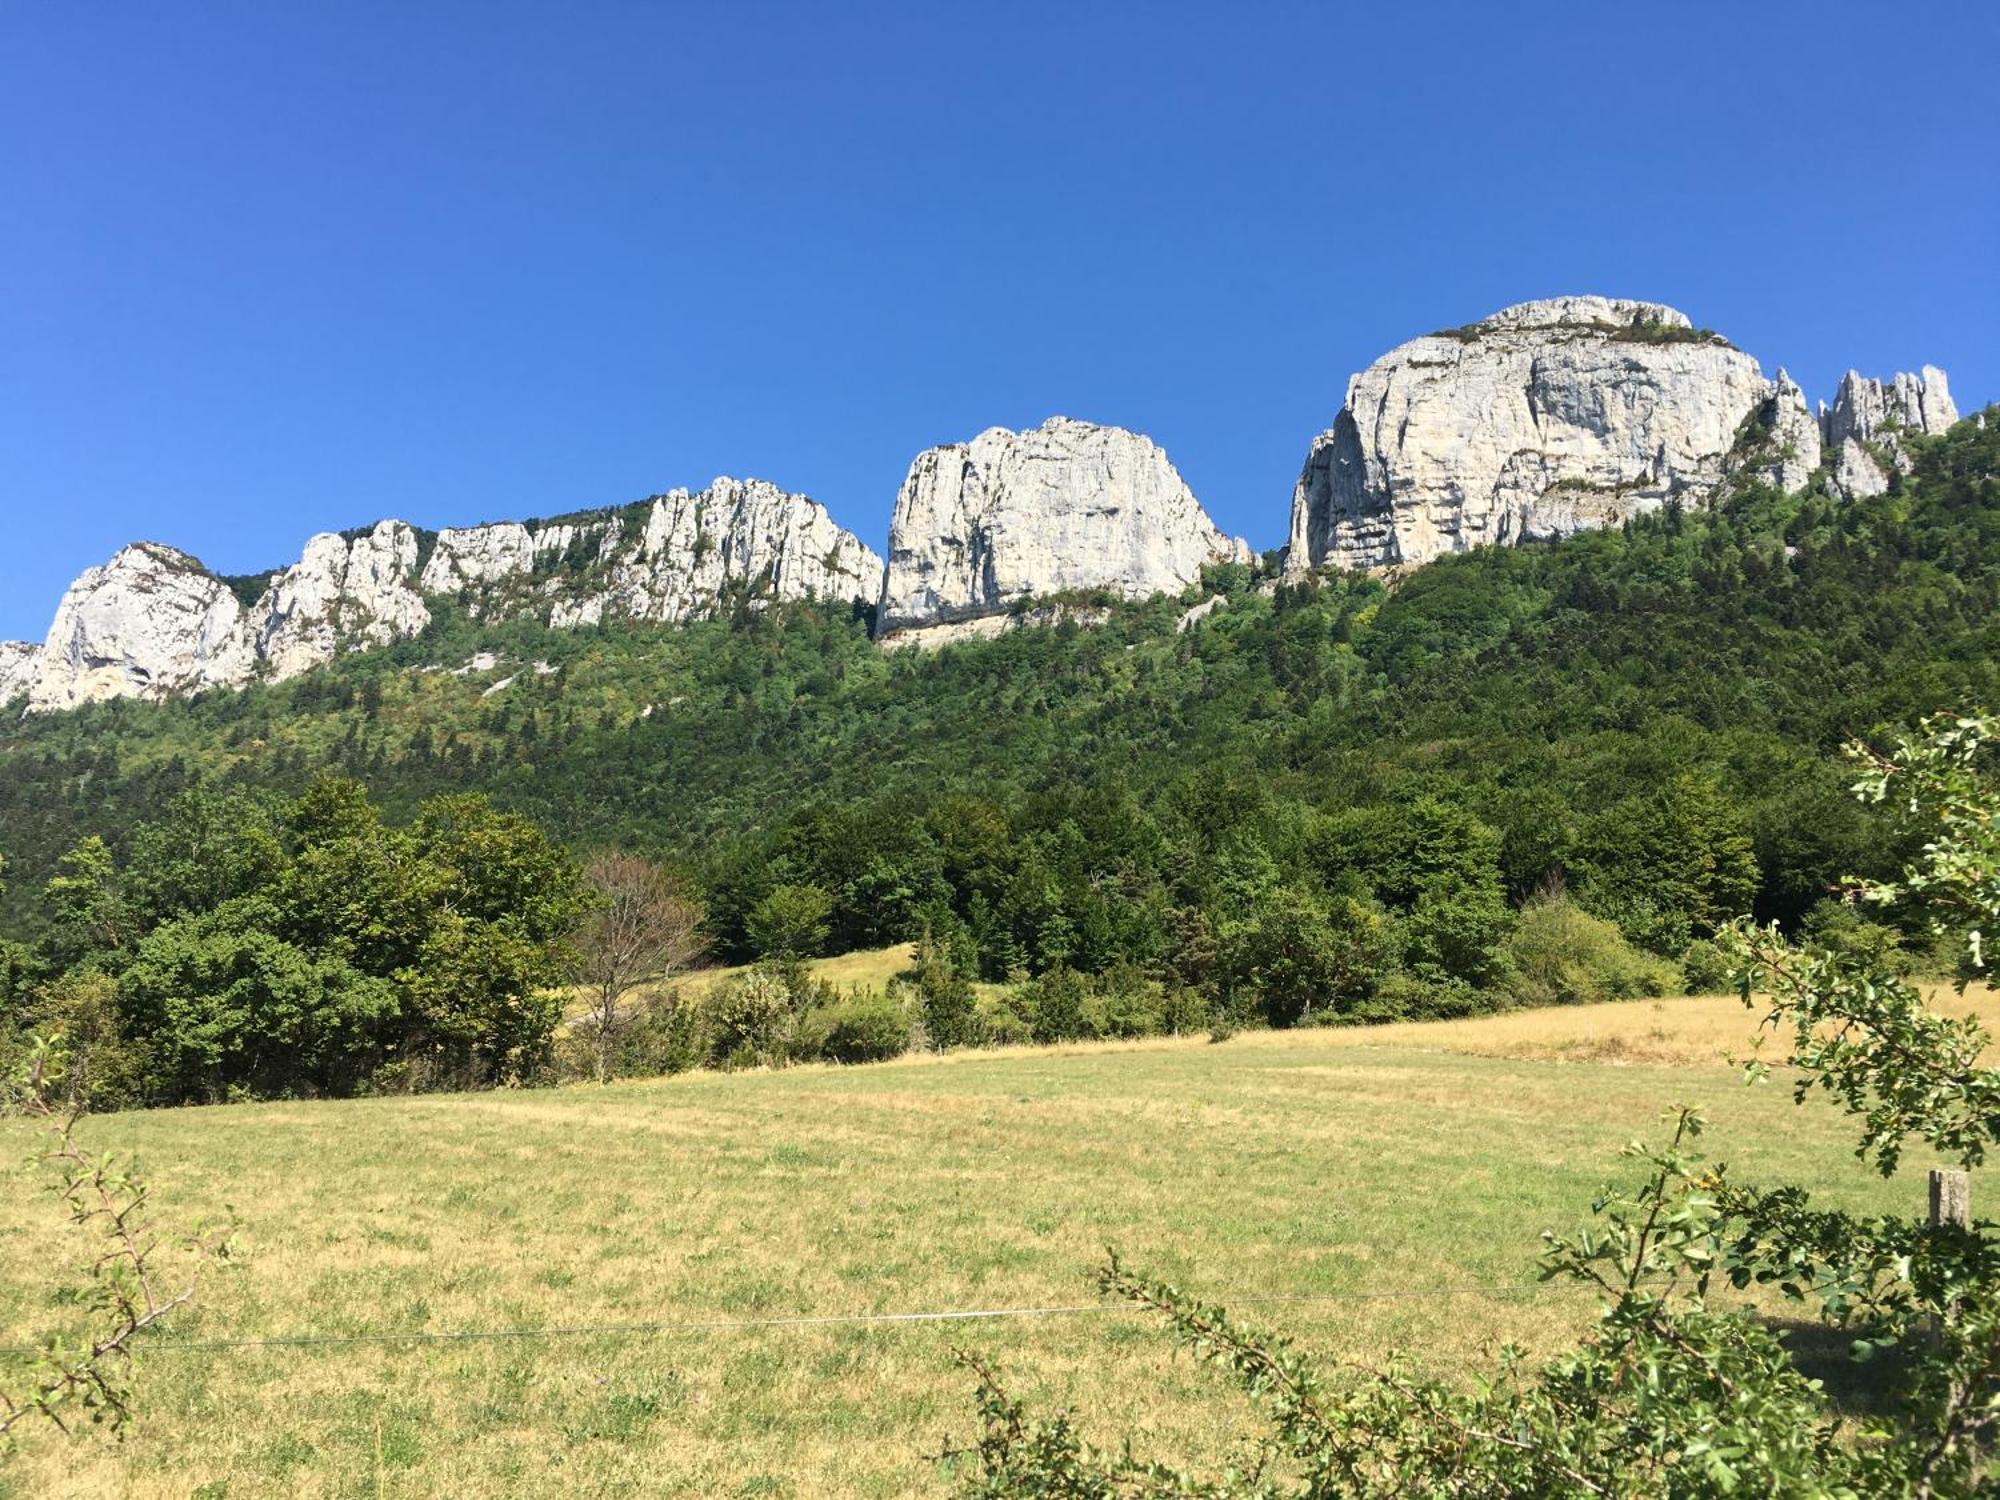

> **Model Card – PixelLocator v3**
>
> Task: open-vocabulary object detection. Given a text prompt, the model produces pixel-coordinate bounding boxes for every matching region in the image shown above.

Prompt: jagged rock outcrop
[27,544,255,712]
[253,522,433,682]
[1821,366,1958,499]
[878,416,1249,637]
[1751,369,1824,495]
[421,477,881,629]
[1285,297,1772,573]
[0,641,40,704]
[14,477,881,713]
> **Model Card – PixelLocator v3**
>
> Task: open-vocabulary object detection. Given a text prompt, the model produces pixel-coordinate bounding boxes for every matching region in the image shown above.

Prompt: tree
[39,837,126,972]
[747,883,835,960]
[570,852,709,1081]
[957,711,2000,1496]
[1223,887,1392,1026]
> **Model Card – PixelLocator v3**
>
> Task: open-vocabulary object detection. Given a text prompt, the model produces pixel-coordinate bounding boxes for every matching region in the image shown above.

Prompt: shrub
[1092,964,1170,1039]
[1502,893,1676,1007]
[745,883,834,960]
[617,987,711,1077]
[974,992,1034,1046]
[1156,984,1211,1036]
[704,965,799,1066]
[1222,888,1394,1026]
[1799,896,1915,974]
[1678,937,1732,993]
[798,988,916,1065]
[1021,966,1097,1043]
[1356,970,1487,1023]
[905,941,985,1048]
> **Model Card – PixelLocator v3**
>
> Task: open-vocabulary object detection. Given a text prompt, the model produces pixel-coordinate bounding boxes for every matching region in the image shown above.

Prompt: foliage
[1502,890,1677,1008]
[2,419,1994,1010]
[1,1041,233,1447]
[797,988,918,1064]
[2,781,584,1104]
[747,883,836,960]
[569,851,709,1081]
[952,708,2000,1496]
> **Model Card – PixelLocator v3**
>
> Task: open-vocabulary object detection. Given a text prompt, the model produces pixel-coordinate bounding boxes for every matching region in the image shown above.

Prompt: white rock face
[27,544,255,712]
[252,521,432,681]
[0,641,40,704]
[1821,366,1958,498]
[1830,438,1891,500]
[1756,369,1824,495]
[878,416,1250,636]
[16,477,880,714]
[421,478,881,627]
[1285,297,1772,573]
[1825,365,1958,447]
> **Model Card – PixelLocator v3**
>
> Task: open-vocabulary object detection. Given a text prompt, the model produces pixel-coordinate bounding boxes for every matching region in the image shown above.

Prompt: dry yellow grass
[2,987,1989,1497]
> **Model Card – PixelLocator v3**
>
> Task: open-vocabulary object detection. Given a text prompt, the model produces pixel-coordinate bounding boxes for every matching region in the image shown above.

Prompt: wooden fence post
[1930,1168,1971,1229]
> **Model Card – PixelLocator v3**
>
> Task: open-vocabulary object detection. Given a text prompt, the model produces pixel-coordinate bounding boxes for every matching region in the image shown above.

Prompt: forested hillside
[3,415,1995,1001]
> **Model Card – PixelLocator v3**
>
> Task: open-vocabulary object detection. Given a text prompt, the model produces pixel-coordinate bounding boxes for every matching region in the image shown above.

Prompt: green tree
[1224,887,1392,1026]
[38,836,126,971]
[747,883,835,960]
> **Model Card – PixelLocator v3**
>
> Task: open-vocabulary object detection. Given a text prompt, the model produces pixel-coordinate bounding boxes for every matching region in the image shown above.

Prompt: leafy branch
[1,1040,233,1447]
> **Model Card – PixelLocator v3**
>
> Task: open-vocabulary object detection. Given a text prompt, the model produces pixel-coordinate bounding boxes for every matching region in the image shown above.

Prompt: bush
[1022,966,1097,1043]
[1092,964,1169,1039]
[1678,937,1732,993]
[905,941,985,1048]
[798,988,916,1064]
[1502,893,1676,1008]
[974,992,1035,1046]
[1799,896,1916,975]
[1356,970,1488,1023]
[618,987,712,1077]
[704,965,800,1066]
[1156,984,1211,1036]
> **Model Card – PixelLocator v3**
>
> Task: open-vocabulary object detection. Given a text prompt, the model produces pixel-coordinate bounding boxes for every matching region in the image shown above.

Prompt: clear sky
[3,1,1995,640]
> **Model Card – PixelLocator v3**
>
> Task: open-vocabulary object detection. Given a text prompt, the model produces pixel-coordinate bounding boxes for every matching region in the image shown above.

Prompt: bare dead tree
[570,852,709,1080]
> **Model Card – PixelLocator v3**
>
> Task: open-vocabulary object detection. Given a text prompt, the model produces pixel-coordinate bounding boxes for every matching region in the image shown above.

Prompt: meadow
[3,990,1987,1498]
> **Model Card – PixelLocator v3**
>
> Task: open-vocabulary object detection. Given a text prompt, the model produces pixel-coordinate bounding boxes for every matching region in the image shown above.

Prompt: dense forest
[2,414,1994,1090]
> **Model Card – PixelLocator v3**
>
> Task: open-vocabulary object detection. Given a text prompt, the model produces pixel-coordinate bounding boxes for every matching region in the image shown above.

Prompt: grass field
[3,990,1990,1498]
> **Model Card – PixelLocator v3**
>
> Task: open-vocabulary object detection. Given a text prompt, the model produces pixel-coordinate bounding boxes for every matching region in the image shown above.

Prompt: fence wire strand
[0,1280,1560,1360]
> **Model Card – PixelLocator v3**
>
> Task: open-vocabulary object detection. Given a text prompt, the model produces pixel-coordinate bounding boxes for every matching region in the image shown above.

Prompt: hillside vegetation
[2,416,1996,1069]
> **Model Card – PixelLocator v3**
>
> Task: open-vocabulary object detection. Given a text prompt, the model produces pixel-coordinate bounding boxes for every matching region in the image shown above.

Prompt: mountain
[0,295,1966,715]
[10,479,882,713]
[0,408,1992,961]
[876,416,1250,643]
[1282,295,1957,572]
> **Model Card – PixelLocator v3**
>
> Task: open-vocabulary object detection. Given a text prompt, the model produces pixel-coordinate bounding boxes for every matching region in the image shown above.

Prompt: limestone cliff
[27,543,255,712]
[1821,366,1958,499]
[0,641,41,705]
[421,477,882,630]
[1284,298,1771,573]
[16,478,879,712]
[878,416,1249,638]
[1285,298,1963,575]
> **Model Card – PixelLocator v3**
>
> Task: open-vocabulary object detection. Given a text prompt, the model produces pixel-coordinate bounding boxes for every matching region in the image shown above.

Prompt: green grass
[0,998,1975,1497]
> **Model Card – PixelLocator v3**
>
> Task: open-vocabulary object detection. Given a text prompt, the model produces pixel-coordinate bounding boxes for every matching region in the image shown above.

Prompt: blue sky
[2,1,1995,640]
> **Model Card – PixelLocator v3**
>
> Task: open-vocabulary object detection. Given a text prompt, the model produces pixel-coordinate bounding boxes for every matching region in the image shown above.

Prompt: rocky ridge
[2,297,1969,710]
[1283,297,1960,574]
[8,479,881,712]
[877,416,1250,640]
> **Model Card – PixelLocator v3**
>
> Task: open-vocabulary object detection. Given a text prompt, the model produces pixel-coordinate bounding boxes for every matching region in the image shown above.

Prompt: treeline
[0,782,585,1106]
[1,414,1994,1082]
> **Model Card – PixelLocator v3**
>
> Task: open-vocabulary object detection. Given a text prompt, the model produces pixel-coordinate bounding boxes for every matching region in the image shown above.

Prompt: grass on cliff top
[3,990,1989,1499]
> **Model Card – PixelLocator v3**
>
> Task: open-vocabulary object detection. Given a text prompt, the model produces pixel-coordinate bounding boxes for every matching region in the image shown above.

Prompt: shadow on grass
[1766,1315,1909,1419]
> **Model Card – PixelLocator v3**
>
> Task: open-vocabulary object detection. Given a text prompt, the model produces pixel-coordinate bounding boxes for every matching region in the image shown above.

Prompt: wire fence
[0,1279,1563,1359]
